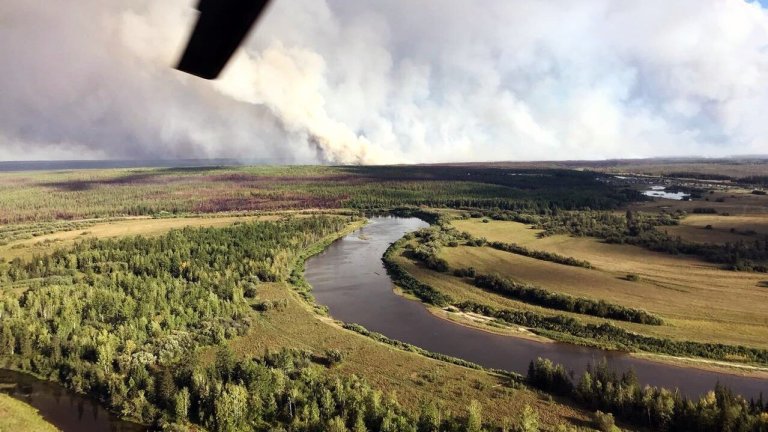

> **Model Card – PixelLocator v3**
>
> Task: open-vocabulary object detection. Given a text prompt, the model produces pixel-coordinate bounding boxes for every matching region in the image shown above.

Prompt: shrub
[325,349,344,366]
[593,411,620,432]
[626,274,640,282]
[243,282,258,298]
[692,208,717,214]
[453,267,477,278]
[473,273,662,324]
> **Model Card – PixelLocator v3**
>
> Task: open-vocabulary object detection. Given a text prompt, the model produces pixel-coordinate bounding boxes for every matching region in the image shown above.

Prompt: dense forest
[0,166,642,224]
[156,346,507,432]
[0,216,388,429]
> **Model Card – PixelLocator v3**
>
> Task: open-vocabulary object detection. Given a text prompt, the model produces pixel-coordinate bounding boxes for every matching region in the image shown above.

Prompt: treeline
[535,210,768,272]
[484,240,592,269]
[341,166,644,211]
[456,301,768,365]
[2,166,646,224]
[738,176,768,187]
[0,219,104,245]
[0,216,355,426]
[470,274,662,325]
[664,172,734,181]
[154,346,506,432]
[383,237,453,306]
[528,358,768,431]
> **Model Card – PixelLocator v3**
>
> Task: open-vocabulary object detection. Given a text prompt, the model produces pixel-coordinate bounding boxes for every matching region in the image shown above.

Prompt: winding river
[306,217,768,400]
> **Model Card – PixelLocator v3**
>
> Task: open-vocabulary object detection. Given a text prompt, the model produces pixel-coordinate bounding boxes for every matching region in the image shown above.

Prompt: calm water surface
[642,186,691,200]
[306,217,768,399]
[0,369,145,432]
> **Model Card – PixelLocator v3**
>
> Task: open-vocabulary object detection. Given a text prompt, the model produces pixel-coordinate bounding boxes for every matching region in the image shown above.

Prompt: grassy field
[582,159,768,179]
[444,219,768,352]
[663,214,768,244]
[0,394,58,432]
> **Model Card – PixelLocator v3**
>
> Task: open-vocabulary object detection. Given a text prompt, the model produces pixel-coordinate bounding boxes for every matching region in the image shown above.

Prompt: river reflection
[306,217,768,400]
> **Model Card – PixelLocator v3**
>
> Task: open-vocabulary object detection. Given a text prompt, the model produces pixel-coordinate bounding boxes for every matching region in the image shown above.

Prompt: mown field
[446,218,768,351]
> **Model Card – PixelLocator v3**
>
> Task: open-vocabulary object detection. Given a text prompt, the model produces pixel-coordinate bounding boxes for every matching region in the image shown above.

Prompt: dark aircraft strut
[176,0,272,79]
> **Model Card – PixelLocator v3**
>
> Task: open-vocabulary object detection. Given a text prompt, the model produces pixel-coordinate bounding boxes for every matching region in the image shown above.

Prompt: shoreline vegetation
[383,212,768,370]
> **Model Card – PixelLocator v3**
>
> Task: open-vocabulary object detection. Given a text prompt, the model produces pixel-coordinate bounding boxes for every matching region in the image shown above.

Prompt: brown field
[447,219,768,350]
[663,214,768,244]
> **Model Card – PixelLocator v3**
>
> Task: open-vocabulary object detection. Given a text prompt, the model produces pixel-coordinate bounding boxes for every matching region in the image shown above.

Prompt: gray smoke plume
[1,0,768,162]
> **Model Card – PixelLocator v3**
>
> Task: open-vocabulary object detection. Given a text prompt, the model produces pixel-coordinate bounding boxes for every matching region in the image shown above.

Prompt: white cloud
[1,0,767,162]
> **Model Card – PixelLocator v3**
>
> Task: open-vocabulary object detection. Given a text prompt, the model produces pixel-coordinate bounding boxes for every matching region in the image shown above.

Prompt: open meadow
[442,219,768,350]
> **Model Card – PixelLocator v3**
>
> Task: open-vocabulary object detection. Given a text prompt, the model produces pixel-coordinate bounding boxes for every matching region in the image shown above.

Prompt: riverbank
[0,394,59,432]
[306,216,768,400]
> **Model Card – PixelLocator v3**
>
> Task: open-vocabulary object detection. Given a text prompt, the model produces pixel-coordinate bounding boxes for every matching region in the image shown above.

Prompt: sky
[1,0,768,164]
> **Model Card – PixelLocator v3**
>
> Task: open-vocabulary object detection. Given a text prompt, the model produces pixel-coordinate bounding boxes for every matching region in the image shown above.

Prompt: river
[305,216,768,399]
[0,369,145,432]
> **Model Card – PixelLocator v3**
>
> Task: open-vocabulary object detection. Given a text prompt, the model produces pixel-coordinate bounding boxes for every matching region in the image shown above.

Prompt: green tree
[214,383,249,432]
[174,387,190,421]
[594,411,620,432]
[467,399,483,432]
[517,404,539,432]
[328,416,348,432]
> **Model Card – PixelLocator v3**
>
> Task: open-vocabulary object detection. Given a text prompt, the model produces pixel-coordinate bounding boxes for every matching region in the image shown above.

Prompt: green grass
[0,394,58,432]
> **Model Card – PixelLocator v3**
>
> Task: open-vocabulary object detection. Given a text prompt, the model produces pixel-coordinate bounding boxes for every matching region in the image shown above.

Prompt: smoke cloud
[1,0,767,163]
